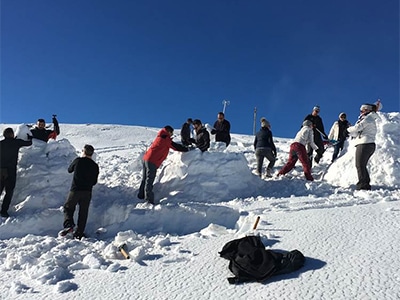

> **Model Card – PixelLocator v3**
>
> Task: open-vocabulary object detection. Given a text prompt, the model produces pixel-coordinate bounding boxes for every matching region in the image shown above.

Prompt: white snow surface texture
[1,111,400,300]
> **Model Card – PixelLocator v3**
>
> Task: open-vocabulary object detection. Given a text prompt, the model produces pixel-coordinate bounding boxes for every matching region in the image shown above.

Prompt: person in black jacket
[60,144,99,239]
[304,106,327,166]
[30,116,60,142]
[211,112,231,146]
[189,119,210,152]
[0,128,32,218]
[254,118,277,178]
[180,118,193,146]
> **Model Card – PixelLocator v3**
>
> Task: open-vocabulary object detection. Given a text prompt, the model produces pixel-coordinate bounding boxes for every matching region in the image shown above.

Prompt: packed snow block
[15,124,32,141]
[156,149,263,203]
[219,235,305,284]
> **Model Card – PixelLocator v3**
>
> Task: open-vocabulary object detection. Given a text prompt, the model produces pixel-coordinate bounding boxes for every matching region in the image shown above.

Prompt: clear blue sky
[1,0,399,137]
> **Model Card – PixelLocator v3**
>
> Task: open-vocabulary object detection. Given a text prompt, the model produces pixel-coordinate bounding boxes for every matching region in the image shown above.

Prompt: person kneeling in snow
[278,120,319,181]
[60,144,99,239]
[138,126,188,205]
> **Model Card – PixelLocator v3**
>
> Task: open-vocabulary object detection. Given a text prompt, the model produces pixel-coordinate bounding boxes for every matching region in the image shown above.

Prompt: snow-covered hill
[0,112,399,299]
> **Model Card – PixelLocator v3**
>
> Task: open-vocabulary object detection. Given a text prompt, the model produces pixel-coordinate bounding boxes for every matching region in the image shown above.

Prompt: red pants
[278,142,313,181]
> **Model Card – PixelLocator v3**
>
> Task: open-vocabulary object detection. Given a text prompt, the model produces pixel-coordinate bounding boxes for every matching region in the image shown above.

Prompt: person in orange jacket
[138,126,188,204]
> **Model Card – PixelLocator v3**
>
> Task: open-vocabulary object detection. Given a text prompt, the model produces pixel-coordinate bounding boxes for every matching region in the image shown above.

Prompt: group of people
[0,116,99,240]
[275,104,379,187]
[138,112,232,204]
[180,112,231,152]
[1,103,380,236]
[1,117,61,218]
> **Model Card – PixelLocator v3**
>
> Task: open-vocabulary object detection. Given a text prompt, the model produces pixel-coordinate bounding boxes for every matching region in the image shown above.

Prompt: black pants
[355,143,375,190]
[63,190,92,234]
[0,168,17,214]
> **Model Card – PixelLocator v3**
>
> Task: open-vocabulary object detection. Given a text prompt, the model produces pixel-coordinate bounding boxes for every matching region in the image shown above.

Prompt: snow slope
[0,112,399,299]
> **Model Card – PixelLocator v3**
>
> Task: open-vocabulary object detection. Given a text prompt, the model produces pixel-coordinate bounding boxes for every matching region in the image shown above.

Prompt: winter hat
[260,117,270,128]
[302,120,313,127]
[339,112,346,119]
[313,105,320,112]
[360,104,373,111]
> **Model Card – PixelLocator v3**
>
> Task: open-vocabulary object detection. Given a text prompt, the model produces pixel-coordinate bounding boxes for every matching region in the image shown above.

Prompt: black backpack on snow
[219,235,305,284]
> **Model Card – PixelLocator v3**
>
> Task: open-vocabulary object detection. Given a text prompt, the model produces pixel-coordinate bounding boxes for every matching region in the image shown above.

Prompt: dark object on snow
[219,235,305,284]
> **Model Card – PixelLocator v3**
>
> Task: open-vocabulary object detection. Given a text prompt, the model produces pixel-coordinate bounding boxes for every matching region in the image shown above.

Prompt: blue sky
[1,0,399,138]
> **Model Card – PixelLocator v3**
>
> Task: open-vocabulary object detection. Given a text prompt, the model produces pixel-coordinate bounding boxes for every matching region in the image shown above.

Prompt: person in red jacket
[138,126,188,204]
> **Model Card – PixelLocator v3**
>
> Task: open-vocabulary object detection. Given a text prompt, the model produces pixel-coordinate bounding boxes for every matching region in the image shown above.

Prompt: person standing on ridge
[60,144,99,239]
[138,126,188,204]
[347,103,379,190]
[0,128,32,218]
[211,112,231,147]
[30,115,60,142]
[328,112,351,162]
[253,117,276,178]
[304,106,327,166]
[278,120,319,181]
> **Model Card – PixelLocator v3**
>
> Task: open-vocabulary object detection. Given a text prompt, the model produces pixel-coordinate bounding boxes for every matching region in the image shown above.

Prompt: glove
[211,129,216,134]
[27,134,33,140]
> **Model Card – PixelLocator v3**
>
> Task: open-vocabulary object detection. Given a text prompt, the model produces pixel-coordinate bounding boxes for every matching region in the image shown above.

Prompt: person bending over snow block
[138,126,188,205]
[189,119,210,152]
[278,120,319,181]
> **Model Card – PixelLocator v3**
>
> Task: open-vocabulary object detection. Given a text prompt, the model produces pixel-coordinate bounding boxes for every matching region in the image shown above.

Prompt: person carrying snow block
[304,106,328,166]
[137,126,188,205]
[347,104,379,190]
[254,117,277,178]
[278,120,319,181]
[30,115,60,142]
[0,128,32,218]
[60,144,99,239]
[328,112,351,163]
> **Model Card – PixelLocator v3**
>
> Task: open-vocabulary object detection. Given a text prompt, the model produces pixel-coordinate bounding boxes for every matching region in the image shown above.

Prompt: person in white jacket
[328,112,351,162]
[347,104,379,190]
[278,120,319,181]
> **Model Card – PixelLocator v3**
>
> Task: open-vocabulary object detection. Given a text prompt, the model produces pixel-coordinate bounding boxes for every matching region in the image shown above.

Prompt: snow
[1,111,400,299]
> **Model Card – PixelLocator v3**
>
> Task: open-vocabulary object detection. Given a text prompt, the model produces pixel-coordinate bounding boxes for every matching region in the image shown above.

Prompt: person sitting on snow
[30,116,60,142]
